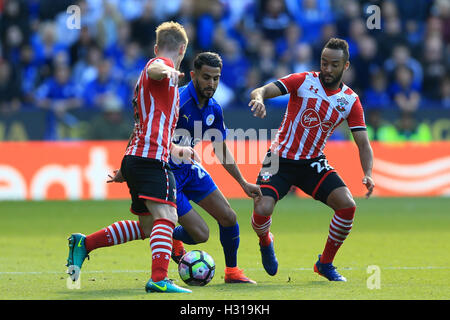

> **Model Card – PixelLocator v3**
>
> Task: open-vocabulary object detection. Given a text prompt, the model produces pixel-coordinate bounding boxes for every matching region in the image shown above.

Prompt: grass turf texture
[0,197,449,300]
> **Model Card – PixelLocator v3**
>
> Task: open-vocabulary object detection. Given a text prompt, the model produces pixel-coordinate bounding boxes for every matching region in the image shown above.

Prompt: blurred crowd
[0,0,449,141]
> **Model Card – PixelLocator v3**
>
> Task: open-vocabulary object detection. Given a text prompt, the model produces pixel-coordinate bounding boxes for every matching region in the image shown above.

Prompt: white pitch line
[1,266,449,276]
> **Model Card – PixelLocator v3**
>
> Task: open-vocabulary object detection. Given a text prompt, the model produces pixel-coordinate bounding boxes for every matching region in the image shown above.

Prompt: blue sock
[173,225,197,245]
[219,223,240,268]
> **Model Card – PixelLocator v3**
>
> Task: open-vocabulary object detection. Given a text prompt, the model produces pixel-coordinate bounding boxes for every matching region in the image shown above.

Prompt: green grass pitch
[0,197,449,300]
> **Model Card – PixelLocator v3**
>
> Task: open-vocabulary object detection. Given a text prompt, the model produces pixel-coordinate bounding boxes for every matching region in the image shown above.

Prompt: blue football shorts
[171,160,218,217]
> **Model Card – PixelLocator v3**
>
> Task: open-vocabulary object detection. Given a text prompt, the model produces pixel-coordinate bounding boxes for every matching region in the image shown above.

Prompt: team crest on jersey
[206,114,215,126]
[336,97,348,112]
[260,171,272,183]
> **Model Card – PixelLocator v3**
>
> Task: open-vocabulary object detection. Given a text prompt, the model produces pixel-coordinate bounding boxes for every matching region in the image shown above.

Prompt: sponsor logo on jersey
[300,109,333,133]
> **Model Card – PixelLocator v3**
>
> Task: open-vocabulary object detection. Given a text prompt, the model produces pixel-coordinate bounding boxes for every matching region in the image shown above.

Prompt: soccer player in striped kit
[248,38,375,281]
[66,21,194,293]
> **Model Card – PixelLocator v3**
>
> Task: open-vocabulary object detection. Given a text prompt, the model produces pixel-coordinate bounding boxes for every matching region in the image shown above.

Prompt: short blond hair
[155,21,188,51]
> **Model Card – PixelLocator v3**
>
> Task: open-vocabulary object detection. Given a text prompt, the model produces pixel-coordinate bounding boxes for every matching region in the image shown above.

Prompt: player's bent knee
[347,198,356,209]
[332,198,356,211]
[326,187,356,211]
[193,228,209,244]
[186,214,210,244]
[339,194,356,210]
[216,207,237,227]
[194,220,210,243]
[253,197,275,217]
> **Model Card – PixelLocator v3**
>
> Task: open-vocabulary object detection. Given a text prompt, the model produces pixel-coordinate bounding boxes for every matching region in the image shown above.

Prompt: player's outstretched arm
[352,130,375,198]
[248,82,283,118]
[147,61,184,86]
[213,141,262,199]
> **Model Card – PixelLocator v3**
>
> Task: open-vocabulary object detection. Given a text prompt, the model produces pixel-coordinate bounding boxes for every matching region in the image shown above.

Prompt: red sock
[150,219,175,282]
[320,207,355,264]
[85,220,144,253]
[251,212,272,246]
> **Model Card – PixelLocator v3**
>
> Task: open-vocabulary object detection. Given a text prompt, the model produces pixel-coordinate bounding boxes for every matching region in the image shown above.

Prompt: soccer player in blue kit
[170,52,263,283]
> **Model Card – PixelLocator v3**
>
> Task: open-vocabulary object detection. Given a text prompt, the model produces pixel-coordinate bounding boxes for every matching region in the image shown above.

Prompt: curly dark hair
[323,38,349,62]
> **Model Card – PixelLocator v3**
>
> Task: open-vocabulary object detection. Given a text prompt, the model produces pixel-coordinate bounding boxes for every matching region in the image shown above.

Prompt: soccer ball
[178,250,215,286]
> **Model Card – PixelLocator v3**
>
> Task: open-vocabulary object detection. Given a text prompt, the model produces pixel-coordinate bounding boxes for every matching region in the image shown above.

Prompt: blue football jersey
[169,81,225,214]
[172,81,228,148]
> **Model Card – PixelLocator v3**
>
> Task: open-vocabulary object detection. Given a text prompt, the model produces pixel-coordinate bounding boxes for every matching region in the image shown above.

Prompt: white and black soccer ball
[178,250,215,286]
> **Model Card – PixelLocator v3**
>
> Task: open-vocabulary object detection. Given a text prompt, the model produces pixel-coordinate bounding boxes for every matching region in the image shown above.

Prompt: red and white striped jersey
[125,57,179,163]
[271,71,366,160]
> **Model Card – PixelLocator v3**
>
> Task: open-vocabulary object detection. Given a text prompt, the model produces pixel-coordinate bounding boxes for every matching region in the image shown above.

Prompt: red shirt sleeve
[347,97,366,130]
[277,72,307,94]
[146,57,174,90]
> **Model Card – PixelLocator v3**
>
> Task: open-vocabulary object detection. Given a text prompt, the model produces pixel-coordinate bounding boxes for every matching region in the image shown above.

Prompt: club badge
[206,114,215,126]
[260,171,272,183]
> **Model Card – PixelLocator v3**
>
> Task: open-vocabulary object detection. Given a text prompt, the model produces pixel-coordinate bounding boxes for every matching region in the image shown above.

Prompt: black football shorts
[256,151,346,204]
[120,155,177,215]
